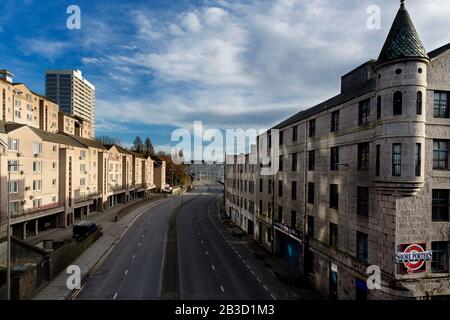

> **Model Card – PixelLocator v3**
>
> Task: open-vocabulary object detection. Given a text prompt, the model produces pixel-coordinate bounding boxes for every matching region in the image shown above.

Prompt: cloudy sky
[0,0,449,156]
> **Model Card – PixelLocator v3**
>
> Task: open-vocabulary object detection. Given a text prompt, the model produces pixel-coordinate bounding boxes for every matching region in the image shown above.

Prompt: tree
[144,137,155,157]
[132,136,144,153]
[95,135,120,145]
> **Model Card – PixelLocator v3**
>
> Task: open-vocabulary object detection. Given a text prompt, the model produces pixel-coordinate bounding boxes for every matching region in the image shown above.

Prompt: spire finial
[400,0,405,7]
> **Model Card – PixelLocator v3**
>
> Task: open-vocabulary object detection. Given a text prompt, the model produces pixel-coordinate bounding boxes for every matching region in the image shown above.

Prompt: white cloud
[22,39,69,59]
[81,0,450,133]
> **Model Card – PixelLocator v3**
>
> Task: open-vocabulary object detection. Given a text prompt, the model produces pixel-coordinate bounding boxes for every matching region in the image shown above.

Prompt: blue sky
[1,0,449,156]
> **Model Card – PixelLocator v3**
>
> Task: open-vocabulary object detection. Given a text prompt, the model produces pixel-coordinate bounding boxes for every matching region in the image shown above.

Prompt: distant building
[45,70,96,136]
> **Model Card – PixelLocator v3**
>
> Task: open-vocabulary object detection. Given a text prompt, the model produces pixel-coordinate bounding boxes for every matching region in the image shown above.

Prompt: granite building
[225,1,450,299]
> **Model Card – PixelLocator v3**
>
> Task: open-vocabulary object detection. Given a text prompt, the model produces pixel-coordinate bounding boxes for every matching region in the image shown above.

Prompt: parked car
[73,221,97,239]
[163,184,173,193]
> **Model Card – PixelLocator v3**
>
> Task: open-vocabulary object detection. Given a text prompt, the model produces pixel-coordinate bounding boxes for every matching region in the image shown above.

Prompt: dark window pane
[356,232,368,262]
[434,92,449,118]
[432,190,450,222]
[359,99,370,125]
[358,143,370,171]
[433,140,448,170]
[308,182,315,204]
[357,187,369,217]
[392,143,402,177]
[331,110,340,132]
[393,91,403,115]
[330,184,339,209]
[431,242,449,273]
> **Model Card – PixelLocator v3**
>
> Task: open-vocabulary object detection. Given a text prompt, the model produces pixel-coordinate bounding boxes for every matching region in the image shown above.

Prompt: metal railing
[21,201,65,215]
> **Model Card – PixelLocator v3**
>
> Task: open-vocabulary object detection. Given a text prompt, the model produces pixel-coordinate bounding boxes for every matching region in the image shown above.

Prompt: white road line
[251,270,255,275]
[270,294,277,300]
[125,269,128,275]
[263,285,269,291]
[132,254,135,259]
[205,251,209,255]
[256,277,261,282]
[246,264,250,269]
[138,243,141,247]
[220,286,225,293]
[211,265,215,271]
[142,234,145,237]
[113,293,118,300]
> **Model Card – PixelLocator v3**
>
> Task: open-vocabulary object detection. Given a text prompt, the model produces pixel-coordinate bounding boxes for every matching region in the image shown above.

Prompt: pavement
[33,194,185,300]
[214,201,324,300]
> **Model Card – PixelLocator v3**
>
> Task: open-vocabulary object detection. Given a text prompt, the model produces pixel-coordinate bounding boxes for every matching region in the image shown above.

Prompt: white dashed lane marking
[113,293,118,300]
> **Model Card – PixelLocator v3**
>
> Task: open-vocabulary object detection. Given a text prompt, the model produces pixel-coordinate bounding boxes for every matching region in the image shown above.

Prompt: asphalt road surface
[77,181,270,300]
[178,183,271,300]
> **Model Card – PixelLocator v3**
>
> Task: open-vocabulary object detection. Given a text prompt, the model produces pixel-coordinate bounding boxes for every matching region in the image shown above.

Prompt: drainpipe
[303,118,309,271]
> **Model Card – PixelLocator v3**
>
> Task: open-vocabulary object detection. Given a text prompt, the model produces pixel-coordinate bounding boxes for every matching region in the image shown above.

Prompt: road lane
[178,182,272,300]
[78,195,187,300]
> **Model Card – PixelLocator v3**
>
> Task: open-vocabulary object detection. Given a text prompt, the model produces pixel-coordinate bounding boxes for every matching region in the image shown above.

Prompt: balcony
[74,192,102,204]
[11,201,65,224]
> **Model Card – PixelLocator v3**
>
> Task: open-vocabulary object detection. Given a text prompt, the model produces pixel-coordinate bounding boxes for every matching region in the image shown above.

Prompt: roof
[377,1,429,67]
[273,79,375,130]
[105,144,132,155]
[128,150,147,159]
[30,127,87,148]
[60,132,107,150]
[428,43,450,59]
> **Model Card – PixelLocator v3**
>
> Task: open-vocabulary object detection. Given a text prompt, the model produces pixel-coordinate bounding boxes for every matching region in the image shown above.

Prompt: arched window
[416,91,423,115]
[393,91,402,116]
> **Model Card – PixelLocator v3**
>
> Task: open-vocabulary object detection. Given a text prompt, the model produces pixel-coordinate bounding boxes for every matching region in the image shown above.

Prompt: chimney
[0,69,14,83]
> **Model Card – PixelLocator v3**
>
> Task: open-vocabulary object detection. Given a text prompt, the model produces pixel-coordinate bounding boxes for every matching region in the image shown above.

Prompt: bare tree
[144,137,155,156]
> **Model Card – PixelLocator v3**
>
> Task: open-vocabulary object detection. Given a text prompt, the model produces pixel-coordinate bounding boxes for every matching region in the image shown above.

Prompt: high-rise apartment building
[45,70,96,136]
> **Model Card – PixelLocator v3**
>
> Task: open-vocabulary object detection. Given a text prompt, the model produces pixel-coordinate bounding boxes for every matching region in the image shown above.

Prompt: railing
[74,192,101,204]
[21,201,65,215]
[108,185,126,192]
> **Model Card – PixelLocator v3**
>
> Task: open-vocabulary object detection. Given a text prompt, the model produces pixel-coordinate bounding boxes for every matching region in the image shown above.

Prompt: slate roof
[377,1,429,66]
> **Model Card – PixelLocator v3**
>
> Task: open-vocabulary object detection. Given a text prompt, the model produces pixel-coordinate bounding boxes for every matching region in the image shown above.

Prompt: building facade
[45,70,96,136]
[225,2,450,299]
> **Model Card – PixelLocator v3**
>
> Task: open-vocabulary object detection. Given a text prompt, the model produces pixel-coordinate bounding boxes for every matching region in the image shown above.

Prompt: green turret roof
[377,0,429,66]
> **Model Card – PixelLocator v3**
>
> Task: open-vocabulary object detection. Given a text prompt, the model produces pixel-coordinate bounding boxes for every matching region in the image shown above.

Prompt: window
[329,223,338,248]
[377,96,382,119]
[356,232,368,263]
[330,147,339,171]
[415,143,422,177]
[431,242,449,273]
[292,126,298,142]
[358,143,370,171]
[80,178,86,186]
[376,145,381,177]
[259,200,263,215]
[358,99,370,125]
[9,201,20,215]
[80,164,86,172]
[277,206,283,223]
[355,278,368,301]
[278,180,283,197]
[309,119,316,138]
[357,187,369,217]
[291,153,297,172]
[432,190,449,222]
[52,179,56,187]
[433,140,448,170]
[279,130,284,145]
[279,155,283,172]
[8,138,19,151]
[291,210,297,229]
[9,180,19,194]
[32,161,42,172]
[330,184,339,209]
[392,144,402,177]
[8,160,19,172]
[259,179,263,193]
[331,110,340,132]
[53,162,57,170]
[268,179,272,194]
[33,198,42,208]
[80,150,86,160]
[416,91,423,115]
[52,145,57,153]
[291,181,297,200]
[27,114,32,121]
[33,142,42,155]
[32,180,42,191]
[15,110,21,118]
[434,91,449,118]
[393,91,403,115]
[268,132,272,149]
[308,182,315,204]
[307,216,314,239]
[308,150,315,171]
[52,195,57,202]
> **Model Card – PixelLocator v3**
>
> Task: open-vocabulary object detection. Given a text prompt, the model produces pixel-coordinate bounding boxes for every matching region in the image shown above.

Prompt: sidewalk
[26,194,164,246]
[213,199,324,300]
[33,195,178,300]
